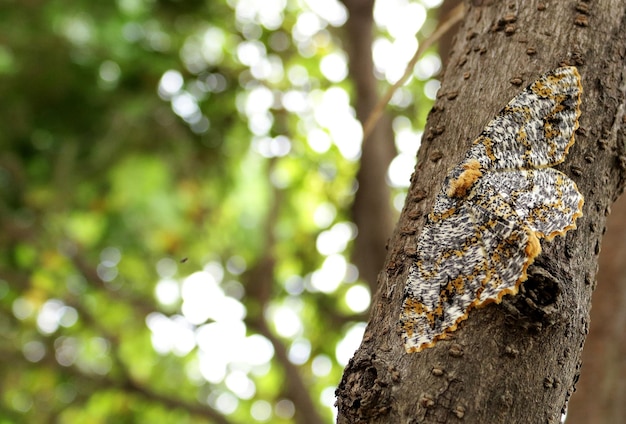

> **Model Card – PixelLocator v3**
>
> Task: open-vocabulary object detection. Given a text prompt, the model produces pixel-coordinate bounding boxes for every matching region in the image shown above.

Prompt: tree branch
[242,159,326,424]
[0,346,232,424]
[361,2,466,141]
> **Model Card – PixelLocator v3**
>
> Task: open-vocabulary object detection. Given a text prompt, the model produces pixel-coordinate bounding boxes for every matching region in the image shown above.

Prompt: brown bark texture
[567,193,626,423]
[336,1,626,423]
[438,0,464,69]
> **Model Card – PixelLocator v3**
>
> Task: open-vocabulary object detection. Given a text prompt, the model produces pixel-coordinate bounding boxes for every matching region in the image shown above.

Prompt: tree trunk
[336,1,626,423]
[567,193,626,423]
[342,0,397,292]
[438,0,464,69]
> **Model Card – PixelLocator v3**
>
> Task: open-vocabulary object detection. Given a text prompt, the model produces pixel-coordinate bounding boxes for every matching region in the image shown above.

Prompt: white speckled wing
[401,66,583,353]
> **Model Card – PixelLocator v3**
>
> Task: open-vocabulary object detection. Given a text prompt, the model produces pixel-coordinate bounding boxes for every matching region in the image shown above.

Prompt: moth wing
[477,169,584,239]
[467,66,582,170]
[401,67,584,353]
[400,190,534,353]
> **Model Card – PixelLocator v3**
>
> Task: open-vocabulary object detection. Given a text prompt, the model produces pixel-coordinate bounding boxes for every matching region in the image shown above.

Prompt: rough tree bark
[336,1,626,423]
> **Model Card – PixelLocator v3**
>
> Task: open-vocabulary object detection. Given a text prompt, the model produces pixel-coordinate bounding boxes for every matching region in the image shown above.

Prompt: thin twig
[362,2,466,141]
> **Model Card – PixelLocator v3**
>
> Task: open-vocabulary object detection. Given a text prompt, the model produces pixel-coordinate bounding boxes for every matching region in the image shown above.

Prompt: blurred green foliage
[0,0,439,422]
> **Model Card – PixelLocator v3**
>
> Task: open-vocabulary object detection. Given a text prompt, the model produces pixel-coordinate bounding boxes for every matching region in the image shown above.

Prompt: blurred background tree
[0,0,443,422]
